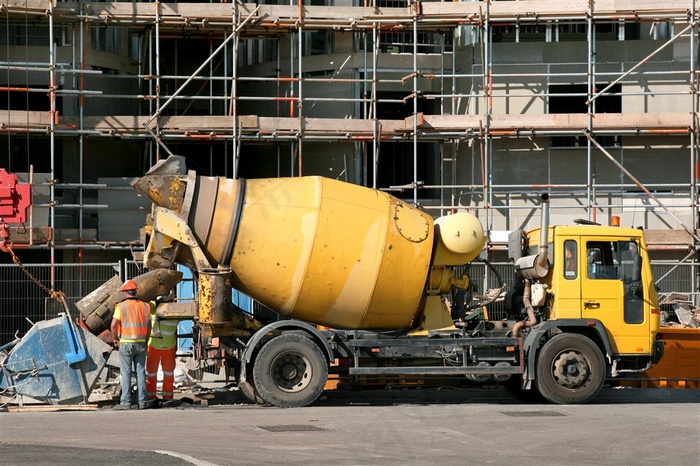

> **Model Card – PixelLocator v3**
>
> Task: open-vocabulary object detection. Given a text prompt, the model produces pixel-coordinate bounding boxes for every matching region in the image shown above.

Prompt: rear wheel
[536,333,605,404]
[253,334,328,408]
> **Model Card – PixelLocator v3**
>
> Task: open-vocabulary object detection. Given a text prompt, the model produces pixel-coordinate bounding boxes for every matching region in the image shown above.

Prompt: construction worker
[111,279,151,410]
[146,292,178,404]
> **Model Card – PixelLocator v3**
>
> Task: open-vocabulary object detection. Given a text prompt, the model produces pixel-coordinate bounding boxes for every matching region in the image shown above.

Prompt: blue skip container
[0,315,112,405]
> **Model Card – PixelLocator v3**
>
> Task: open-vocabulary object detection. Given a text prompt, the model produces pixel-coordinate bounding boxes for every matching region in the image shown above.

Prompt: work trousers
[146,346,176,400]
[118,341,147,407]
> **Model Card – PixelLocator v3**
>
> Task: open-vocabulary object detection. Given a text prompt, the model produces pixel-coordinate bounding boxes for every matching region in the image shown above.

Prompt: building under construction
[1,1,699,338]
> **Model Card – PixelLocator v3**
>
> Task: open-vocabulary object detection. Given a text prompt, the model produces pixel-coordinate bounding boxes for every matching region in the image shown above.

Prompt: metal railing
[0,260,697,345]
[0,262,122,344]
[0,259,158,345]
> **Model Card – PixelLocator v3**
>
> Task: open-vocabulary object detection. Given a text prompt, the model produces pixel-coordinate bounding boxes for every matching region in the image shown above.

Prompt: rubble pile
[659,292,700,328]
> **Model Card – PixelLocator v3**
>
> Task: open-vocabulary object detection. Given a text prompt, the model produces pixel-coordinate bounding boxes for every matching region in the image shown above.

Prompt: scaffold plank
[22,112,686,139]
[3,2,697,29]
[413,113,689,133]
[5,111,680,135]
[644,229,700,248]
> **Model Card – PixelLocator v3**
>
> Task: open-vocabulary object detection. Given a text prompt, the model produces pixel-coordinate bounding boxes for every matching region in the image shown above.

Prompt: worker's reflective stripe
[116,300,150,342]
[147,371,157,377]
[148,315,178,349]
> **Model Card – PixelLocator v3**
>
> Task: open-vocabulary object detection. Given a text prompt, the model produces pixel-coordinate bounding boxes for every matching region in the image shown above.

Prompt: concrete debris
[659,292,690,305]
[674,303,699,328]
[659,292,700,328]
[8,404,98,412]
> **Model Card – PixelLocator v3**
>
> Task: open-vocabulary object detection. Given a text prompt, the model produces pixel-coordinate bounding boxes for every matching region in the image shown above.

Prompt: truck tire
[502,377,544,403]
[253,334,328,408]
[536,333,605,404]
[238,380,265,405]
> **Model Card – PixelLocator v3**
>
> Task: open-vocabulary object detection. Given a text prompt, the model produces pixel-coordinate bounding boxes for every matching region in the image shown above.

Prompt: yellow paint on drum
[228,177,434,330]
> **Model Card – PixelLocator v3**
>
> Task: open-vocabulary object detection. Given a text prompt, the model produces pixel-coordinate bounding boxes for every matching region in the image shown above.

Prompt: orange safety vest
[115,298,150,342]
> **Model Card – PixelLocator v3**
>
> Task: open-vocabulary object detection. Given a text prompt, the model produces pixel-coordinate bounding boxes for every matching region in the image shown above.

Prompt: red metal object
[0,168,31,224]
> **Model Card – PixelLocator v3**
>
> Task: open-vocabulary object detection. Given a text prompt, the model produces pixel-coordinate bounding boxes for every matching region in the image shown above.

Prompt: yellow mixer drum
[193,176,434,330]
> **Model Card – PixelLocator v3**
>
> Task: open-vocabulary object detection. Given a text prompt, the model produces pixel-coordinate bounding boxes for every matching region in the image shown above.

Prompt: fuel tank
[134,156,484,330]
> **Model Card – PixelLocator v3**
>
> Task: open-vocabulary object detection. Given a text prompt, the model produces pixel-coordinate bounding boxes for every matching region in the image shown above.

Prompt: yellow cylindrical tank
[433,212,486,266]
[187,176,434,330]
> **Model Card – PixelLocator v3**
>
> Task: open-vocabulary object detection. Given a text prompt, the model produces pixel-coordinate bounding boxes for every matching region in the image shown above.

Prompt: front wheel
[502,376,544,403]
[237,370,265,404]
[253,334,328,408]
[536,333,605,404]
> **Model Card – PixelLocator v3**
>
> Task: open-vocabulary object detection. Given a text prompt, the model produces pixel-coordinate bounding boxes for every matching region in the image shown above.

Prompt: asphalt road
[1,387,699,466]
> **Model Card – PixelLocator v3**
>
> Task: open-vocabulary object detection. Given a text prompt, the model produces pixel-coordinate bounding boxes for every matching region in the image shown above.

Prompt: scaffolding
[0,1,699,291]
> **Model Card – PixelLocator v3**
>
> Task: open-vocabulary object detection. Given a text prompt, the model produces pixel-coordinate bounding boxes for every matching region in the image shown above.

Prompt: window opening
[564,240,577,280]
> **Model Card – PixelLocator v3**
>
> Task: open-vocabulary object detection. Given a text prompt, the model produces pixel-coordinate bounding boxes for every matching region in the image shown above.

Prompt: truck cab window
[586,240,640,281]
[586,241,617,280]
[585,240,644,323]
[564,240,577,279]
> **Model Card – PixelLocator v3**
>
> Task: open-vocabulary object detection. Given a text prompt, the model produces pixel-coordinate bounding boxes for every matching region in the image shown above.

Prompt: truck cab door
[580,238,650,355]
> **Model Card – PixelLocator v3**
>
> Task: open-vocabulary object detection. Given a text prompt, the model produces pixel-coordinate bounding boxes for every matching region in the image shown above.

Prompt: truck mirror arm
[630,282,643,298]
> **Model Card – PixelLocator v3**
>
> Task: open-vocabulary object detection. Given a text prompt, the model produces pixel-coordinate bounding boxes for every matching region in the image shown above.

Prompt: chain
[5,242,67,306]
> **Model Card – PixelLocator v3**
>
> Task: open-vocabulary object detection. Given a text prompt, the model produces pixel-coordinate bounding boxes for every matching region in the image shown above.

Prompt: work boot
[139,399,157,409]
[113,404,131,410]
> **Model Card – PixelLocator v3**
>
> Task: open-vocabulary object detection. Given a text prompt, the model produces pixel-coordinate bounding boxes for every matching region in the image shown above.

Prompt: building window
[378,30,452,54]
[493,21,639,43]
[303,31,332,56]
[492,25,547,43]
[549,83,621,148]
[371,91,440,199]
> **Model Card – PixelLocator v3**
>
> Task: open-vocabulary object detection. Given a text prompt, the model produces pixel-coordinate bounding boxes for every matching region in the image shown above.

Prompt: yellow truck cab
[515,222,664,401]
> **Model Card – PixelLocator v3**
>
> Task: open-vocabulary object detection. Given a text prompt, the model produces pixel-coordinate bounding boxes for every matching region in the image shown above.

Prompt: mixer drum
[188,176,435,330]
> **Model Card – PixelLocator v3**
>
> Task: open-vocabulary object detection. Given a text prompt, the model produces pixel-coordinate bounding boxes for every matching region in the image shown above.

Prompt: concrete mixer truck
[125,155,663,407]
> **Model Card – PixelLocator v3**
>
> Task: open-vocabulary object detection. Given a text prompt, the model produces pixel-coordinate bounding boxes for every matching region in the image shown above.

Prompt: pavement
[1,385,699,466]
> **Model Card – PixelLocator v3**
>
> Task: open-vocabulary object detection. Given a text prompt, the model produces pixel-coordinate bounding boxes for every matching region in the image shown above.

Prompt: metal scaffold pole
[232,4,239,179]
[372,21,379,189]
[48,0,56,285]
[155,0,162,161]
[483,0,492,231]
[586,0,595,223]
[412,10,418,206]
[297,0,304,177]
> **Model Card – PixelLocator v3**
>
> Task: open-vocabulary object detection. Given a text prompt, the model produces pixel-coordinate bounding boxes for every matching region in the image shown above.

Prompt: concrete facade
[0,1,697,287]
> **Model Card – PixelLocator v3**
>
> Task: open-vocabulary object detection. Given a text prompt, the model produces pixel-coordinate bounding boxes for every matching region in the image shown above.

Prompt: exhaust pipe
[514,193,550,280]
[537,193,550,268]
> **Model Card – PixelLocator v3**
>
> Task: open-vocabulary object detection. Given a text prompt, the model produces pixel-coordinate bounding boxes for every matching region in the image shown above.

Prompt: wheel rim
[551,349,591,389]
[270,351,312,393]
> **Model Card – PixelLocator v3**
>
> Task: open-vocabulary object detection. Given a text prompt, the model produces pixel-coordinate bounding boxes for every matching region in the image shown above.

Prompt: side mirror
[632,254,642,282]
